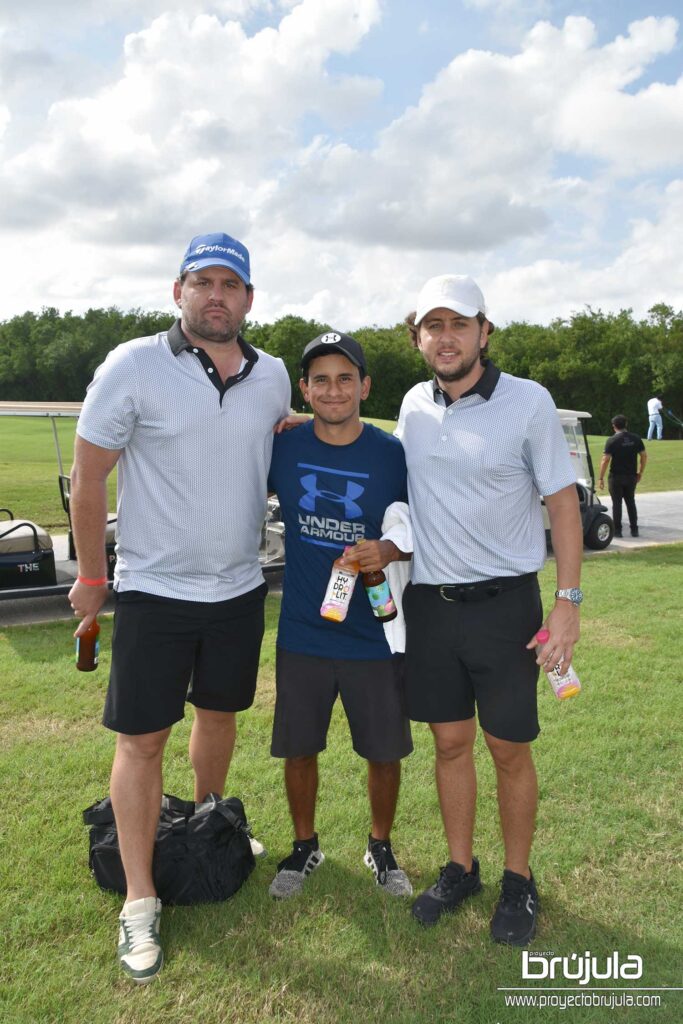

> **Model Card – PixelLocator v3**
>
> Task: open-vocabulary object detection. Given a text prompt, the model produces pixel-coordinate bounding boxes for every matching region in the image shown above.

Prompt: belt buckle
[439,585,459,602]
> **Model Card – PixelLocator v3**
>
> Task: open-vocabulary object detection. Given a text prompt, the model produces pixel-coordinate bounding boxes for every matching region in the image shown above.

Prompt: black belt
[435,572,537,604]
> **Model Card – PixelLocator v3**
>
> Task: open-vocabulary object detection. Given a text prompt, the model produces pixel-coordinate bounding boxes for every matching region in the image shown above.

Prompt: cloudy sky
[1,0,682,328]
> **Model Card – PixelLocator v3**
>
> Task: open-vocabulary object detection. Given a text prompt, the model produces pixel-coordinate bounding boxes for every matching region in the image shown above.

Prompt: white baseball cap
[415,274,489,324]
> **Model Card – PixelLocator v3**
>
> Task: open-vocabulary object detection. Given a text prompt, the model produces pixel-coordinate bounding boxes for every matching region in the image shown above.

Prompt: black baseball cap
[301,331,367,376]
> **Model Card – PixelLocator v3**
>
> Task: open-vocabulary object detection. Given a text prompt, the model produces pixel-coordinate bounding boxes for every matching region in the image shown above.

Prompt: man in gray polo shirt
[68,232,291,983]
[397,274,582,946]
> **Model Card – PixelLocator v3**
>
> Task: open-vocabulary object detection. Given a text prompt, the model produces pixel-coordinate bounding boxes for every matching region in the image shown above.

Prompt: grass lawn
[1,417,681,533]
[1,547,682,1024]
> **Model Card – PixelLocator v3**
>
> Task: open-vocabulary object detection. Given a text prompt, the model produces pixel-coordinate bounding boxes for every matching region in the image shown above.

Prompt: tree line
[0,304,680,437]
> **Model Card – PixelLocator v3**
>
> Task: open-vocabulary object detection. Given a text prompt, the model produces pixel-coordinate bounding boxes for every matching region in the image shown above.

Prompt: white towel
[381,502,413,654]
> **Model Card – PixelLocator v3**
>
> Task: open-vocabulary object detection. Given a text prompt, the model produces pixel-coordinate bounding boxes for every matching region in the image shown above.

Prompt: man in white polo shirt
[68,232,291,982]
[396,275,583,946]
[647,394,663,440]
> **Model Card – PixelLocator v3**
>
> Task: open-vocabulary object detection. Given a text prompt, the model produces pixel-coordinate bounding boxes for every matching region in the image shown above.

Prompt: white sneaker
[250,835,268,859]
[118,897,163,984]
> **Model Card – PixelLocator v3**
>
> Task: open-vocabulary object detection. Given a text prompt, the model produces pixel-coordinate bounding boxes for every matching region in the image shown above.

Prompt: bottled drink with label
[76,618,100,672]
[362,568,398,622]
[320,549,360,623]
[535,629,581,700]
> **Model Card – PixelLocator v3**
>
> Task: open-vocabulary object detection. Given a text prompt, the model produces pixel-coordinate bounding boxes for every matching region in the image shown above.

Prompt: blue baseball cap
[179,232,251,285]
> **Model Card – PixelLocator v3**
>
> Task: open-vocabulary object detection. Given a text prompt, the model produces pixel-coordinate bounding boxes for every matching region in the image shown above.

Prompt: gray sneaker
[364,835,413,897]
[117,897,163,984]
[269,836,325,899]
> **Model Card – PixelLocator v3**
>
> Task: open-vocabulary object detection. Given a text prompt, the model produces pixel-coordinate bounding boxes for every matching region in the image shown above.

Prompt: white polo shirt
[396,363,576,584]
[77,324,291,601]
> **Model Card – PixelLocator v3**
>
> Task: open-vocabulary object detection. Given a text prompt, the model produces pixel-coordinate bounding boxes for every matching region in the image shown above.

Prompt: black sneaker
[490,869,538,946]
[630,526,639,537]
[411,858,482,926]
[364,835,412,896]
[614,529,623,538]
[268,835,325,900]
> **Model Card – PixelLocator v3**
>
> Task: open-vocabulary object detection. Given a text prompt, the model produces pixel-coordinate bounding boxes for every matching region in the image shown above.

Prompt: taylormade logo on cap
[180,232,251,285]
[193,243,246,264]
[415,274,488,324]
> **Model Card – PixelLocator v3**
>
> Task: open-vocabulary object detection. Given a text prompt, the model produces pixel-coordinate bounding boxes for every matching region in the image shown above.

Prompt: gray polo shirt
[77,323,291,601]
[396,362,576,584]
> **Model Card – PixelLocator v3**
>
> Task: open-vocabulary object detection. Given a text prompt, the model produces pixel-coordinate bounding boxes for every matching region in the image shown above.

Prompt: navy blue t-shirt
[268,421,408,659]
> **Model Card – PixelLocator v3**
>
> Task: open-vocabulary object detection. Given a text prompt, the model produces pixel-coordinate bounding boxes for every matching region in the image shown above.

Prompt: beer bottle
[76,618,100,672]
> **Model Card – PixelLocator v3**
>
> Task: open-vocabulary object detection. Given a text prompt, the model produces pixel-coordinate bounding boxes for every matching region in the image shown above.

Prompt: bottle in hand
[320,549,360,622]
[535,629,581,699]
[362,568,397,622]
[76,618,100,672]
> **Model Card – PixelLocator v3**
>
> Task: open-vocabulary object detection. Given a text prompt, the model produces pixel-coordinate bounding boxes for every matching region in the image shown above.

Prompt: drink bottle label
[320,568,357,622]
[365,579,396,619]
[546,663,581,700]
[76,636,99,666]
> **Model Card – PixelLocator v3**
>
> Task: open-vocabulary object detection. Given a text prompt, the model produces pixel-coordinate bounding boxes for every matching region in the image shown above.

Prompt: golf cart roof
[0,401,82,417]
[556,409,592,422]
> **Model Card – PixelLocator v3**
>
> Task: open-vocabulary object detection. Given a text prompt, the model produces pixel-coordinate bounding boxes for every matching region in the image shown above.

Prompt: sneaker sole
[120,951,164,984]
[412,879,483,927]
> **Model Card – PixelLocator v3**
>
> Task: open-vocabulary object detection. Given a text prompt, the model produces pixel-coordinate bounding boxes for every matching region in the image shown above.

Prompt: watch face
[557,588,583,605]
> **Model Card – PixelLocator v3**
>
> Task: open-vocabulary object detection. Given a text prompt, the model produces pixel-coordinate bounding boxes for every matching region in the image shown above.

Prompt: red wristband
[77,575,107,587]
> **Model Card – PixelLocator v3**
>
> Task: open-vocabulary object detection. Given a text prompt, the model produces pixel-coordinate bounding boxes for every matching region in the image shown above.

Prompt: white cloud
[0,4,681,328]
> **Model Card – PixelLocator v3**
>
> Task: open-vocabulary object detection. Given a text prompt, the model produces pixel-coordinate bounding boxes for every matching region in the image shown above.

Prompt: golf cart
[543,409,614,551]
[0,401,286,601]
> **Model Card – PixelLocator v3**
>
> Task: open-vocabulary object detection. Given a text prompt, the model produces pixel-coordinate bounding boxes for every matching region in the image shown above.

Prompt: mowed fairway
[1,548,682,1024]
[0,415,681,532]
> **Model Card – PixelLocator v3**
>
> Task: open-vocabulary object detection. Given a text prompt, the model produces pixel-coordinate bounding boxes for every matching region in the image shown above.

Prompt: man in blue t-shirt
[267,331,413,900]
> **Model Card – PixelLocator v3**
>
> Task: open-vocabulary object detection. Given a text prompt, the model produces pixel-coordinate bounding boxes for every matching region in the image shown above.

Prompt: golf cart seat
[0,508,57,588]
[58,475,117,580]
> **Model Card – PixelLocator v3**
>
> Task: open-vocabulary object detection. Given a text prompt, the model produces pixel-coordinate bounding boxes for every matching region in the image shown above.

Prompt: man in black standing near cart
[599,415,647,538]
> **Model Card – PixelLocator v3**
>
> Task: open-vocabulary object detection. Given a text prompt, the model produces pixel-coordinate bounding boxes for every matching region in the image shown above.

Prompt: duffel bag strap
[161,793,196,818]
[82,797,115,826]
[213,799,249,833]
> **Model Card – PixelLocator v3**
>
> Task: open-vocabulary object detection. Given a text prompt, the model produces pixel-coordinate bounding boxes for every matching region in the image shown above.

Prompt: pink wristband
[77,575,107,587]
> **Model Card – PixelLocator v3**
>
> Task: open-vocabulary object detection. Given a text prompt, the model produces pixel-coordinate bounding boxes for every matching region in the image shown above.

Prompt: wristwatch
[555,587,583,606]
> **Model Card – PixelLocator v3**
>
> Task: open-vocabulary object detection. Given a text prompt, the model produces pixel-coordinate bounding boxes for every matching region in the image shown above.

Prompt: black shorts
[403,576,543,743]
[271,648,413,762]
[103,583,268,735]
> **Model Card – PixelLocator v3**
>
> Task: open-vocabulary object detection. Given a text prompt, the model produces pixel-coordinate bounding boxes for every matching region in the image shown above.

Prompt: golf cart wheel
[585,513,613,550]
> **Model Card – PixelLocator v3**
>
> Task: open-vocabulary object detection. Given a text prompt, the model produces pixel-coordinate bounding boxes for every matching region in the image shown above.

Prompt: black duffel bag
[83,792,256,905]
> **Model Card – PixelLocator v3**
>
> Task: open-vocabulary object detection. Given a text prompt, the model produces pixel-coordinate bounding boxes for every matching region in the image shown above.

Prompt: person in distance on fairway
[598,415,647,538]
[266,331,413,901]
[68,232,291,983]
[396,274,583,946]
[646,394,663,440]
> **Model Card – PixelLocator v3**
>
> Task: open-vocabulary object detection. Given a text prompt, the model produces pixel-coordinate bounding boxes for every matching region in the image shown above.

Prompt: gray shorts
[271,648,413,762]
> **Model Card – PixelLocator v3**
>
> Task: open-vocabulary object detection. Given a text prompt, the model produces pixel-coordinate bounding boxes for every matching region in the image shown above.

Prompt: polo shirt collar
[167,319,259,364]
[432,360,501,405]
